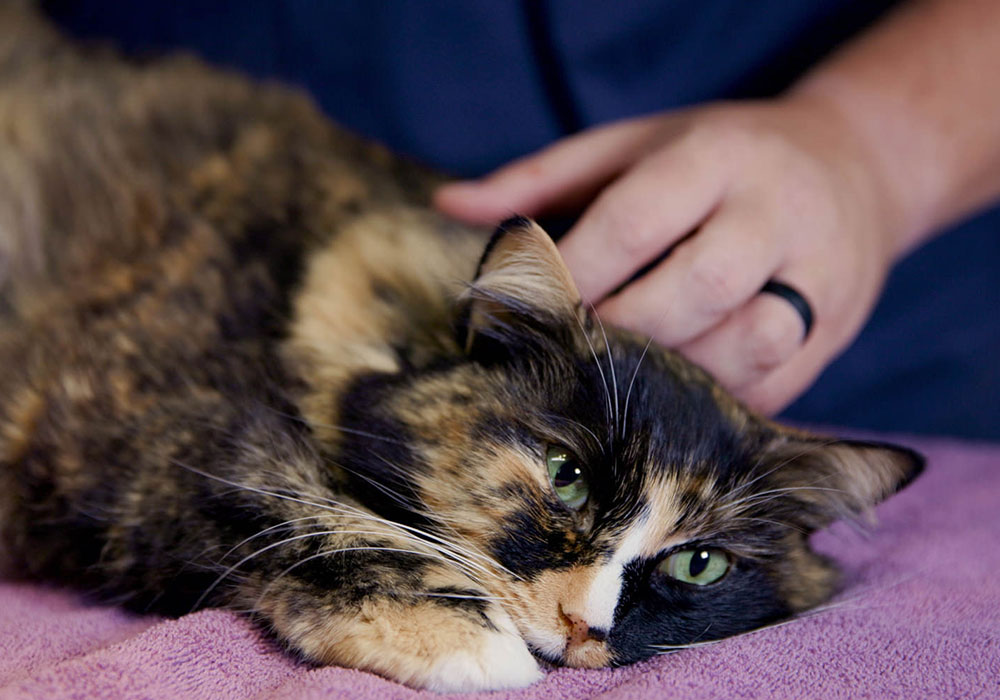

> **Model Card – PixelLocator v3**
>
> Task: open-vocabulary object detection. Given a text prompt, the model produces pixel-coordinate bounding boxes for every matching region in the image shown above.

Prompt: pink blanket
[2,435,998,699]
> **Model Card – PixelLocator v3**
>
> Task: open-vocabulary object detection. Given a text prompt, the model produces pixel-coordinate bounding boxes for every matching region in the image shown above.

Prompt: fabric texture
[3,434,998,699]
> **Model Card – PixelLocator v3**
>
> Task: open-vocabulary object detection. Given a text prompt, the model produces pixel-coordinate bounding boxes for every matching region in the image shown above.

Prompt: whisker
[727,439,841,500]
[722,481,847,515]
[173,460,507,586]
[622,333,655,438]
[538,412,604,454]
[246,544,490,614]
[572,310,614,438]
[357,454,471,528]
[218,514,329,561]
[723,515,807,534]
[283,485,515,582]
[261,405,408,446]
[410,591,512,603]
[593,310,620,441]
[329,457,422,513]
[650,570,923,654]
[195,528,431,611]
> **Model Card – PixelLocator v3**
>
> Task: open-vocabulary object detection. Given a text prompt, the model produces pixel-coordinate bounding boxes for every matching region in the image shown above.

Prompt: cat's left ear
[461,216,584,354]
[760,433,924,530]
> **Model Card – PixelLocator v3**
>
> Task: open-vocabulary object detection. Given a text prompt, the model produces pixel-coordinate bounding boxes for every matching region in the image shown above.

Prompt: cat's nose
[559,605,608,647]
[558,604,612,667]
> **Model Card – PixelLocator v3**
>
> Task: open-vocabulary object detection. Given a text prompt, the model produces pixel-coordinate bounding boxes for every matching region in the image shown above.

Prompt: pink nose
[560,606,608,648]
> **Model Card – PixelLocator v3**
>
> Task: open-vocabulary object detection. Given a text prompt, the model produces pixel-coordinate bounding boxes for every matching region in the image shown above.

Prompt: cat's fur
[0,7,922,692]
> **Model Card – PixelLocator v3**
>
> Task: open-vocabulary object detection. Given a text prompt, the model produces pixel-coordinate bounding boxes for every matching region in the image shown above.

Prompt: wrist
[784,77,939,259]
[782,0,1000,258]
[777,87,921,262]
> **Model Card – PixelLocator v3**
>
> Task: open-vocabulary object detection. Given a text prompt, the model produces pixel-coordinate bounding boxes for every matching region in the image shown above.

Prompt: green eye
[659,548,730,586]
[545,445,589,510]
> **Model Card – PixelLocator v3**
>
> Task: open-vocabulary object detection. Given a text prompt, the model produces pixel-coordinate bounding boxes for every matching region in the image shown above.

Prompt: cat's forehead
[390,325,762,499]
[537,330,759,476]
[468,333,764,517]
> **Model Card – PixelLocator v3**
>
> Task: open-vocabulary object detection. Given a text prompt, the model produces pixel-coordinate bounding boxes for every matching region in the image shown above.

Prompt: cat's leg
[230,507,542,692]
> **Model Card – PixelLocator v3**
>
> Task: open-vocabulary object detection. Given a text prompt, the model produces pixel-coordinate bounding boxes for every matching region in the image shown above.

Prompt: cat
[0,7,922,693]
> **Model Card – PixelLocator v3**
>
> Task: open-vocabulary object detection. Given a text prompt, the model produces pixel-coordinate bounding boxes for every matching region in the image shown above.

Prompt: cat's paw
[416,605,543,692]
[362,599,543,692]
[280,590,542,692]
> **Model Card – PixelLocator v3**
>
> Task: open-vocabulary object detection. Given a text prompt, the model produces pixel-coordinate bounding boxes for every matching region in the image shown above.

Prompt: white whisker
[593,311,620,441]
[410,591,512,603]
[649,570,923,654]
[246,544,482,614]
[572,311,613,437]
[622,333,655,438]
[287,485,516,582]
[173,460,509,587]
[726,439,841,502]
[722,481,846,515]
[262,405,408,446]
[539,412,604,453]
[219,515,329,561]
[196,527,435,610]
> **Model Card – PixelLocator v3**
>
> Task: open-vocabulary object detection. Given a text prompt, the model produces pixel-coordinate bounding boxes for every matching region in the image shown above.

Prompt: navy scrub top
[42,0,1000,439]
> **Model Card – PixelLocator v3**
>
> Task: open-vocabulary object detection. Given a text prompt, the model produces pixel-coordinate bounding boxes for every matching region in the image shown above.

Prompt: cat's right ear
[460,216,585,357]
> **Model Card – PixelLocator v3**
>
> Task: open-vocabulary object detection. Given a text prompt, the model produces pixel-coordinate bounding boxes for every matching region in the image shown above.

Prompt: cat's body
[0,8,921,692]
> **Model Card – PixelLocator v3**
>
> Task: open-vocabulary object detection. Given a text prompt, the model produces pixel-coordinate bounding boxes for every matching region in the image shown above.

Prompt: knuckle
[687,257,744,312]
[746,313,801,373]
[607,208,660,259]
[687,117,749,158]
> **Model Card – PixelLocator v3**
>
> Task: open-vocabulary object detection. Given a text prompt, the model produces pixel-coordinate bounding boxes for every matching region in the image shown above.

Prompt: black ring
[760,280,814,339]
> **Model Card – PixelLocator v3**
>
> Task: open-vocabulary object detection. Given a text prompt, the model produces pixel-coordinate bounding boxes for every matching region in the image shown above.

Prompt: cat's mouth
[526,643,563,668]
[498,571,619,669]
[523,625,615,669]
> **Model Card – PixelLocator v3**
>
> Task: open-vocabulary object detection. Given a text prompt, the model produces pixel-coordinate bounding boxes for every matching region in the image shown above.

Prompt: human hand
[435,97,910,414]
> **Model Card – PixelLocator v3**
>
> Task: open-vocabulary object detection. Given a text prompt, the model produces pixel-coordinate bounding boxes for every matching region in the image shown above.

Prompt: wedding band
[760,280,814,340]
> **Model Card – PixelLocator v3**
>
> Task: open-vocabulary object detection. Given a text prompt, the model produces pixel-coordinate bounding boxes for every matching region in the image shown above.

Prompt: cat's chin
[562,639,613,668]
[523,630,614,669]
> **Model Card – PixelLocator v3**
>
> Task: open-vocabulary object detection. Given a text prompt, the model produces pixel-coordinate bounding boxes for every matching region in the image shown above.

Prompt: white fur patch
[422,620,543,692]
[577,518,654,631]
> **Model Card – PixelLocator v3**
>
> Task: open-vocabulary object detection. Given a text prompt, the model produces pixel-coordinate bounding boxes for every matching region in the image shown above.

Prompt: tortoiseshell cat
[0,7,921,692]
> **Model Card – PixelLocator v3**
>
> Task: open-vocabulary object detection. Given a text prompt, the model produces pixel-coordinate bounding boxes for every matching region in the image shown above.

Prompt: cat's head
[335,216,922,668]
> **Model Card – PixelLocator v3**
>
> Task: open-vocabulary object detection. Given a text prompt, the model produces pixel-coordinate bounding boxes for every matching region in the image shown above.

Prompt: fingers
[594,201,782,344]
[677,292,809,392]
[556,138,729,303]
[731,328,833,415]
[733,270,875,415]
[433,117,664,225]
[436,100,892,417]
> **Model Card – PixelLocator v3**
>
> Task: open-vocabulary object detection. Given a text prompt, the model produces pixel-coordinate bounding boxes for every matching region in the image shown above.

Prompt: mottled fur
[0,8,922,692]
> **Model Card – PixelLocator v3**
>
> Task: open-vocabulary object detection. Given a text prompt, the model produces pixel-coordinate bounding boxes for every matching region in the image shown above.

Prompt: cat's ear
[759,433,924,530]
[461,216,584,355]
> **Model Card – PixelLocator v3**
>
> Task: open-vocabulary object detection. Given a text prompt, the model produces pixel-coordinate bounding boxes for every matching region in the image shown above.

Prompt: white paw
[421,621,544,693]
[281,580,545,692]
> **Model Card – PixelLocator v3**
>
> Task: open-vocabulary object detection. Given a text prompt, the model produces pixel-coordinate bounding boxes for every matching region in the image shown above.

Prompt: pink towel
[3,435,998,699]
